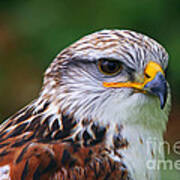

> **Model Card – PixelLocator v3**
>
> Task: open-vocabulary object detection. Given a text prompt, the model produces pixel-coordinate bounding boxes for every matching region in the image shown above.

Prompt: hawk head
[42,30,171,130]
[0,30,171,180]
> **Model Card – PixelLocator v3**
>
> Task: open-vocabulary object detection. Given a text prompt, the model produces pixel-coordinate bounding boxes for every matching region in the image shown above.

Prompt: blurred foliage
[0,0,179,179]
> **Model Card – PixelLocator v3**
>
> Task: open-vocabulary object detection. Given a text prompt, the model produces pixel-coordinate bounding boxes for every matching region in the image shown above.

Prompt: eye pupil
[107,61,117,71]
[98,59,122,75]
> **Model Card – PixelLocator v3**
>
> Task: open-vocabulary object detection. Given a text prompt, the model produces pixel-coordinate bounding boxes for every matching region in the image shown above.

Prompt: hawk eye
[98,59,122,76]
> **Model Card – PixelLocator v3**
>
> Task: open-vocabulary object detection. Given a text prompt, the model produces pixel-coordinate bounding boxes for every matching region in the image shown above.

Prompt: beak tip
[159,91,167,109]
[160,100,165,109]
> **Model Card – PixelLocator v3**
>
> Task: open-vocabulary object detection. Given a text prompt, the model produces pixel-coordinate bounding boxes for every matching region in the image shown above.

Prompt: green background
[0,0,179,179]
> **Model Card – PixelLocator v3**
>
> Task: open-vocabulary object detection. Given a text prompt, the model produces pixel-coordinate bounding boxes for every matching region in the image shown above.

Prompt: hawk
[0,30,171,180]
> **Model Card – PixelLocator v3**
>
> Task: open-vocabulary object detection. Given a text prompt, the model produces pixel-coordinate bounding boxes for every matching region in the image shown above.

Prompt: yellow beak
[103,61,167,109]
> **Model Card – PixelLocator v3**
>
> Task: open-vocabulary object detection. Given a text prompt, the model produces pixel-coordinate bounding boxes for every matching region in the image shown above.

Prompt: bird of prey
[0,30,171,180]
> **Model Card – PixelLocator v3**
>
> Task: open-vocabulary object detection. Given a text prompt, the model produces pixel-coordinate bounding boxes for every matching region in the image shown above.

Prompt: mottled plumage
[0,30,171,180]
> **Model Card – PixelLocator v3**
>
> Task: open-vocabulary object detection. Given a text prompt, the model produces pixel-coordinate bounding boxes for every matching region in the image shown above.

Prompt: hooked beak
[144,72,167,109]
[103,61,167,109]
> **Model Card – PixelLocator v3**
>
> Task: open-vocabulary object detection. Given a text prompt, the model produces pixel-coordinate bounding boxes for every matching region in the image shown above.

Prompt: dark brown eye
[98,59,122,76]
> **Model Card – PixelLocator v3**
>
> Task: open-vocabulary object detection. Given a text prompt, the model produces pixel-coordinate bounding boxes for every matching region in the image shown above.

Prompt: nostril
[145,73,151,79]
